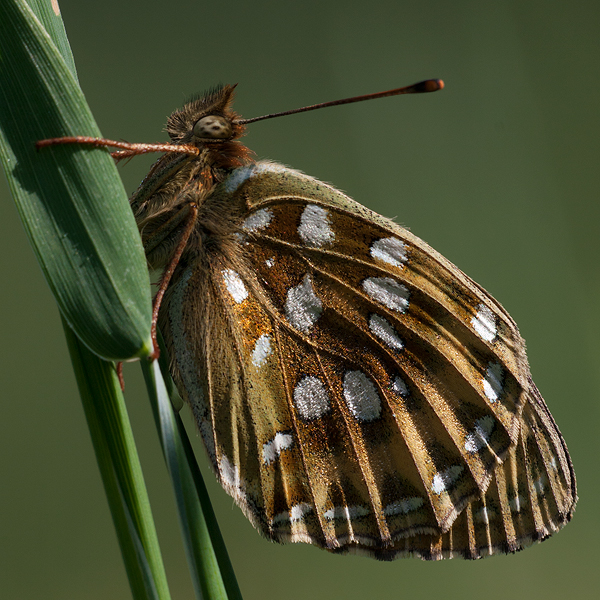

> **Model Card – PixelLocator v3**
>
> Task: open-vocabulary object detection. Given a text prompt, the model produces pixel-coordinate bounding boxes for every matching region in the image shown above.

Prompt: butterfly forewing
[155,155,575,560]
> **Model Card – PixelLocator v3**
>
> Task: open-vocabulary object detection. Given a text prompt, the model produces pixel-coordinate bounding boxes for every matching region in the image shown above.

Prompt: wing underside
[159,164,576,559]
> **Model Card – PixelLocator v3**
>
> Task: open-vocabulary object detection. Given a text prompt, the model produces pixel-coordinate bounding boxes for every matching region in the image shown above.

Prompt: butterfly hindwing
[158,160,575,559]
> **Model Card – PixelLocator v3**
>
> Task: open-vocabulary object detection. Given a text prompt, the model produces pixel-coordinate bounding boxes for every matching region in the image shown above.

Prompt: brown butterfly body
[130,85,576,560]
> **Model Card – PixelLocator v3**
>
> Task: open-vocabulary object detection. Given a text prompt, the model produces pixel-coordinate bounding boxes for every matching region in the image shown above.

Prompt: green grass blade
[175,414,243,600]
[154,333,241,598]
[26,0,77,78]
[63,320,171,600]
[142,360,241,600]
[0,0,152,360]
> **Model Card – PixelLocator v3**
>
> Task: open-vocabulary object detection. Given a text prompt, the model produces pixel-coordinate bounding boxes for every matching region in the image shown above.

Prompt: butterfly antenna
[236,79,444,125]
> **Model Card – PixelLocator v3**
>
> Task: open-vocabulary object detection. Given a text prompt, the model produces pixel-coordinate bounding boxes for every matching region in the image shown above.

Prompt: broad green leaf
[0,0,152,360]
[27,0,78,78]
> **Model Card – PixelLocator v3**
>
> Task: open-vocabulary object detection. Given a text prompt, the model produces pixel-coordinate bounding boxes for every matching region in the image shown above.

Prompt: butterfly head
[166,84,247,147]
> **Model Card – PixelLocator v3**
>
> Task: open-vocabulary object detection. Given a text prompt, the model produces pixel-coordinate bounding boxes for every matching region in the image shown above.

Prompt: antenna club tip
[417,79,444,93]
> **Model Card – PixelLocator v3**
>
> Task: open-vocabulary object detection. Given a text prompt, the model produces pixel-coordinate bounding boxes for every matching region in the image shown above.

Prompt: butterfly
[42,81,577,560]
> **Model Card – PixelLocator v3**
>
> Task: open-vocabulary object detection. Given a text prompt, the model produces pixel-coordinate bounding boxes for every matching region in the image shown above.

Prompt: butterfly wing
[160,161,576,560]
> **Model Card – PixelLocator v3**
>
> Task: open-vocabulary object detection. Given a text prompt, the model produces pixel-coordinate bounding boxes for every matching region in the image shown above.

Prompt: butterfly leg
[36,135,199,158]
[142,202,199,360]
[105,191,199,382]
[104,200,198,386]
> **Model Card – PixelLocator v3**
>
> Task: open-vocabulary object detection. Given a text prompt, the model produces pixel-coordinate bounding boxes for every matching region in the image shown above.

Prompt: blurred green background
[1,1,598,598]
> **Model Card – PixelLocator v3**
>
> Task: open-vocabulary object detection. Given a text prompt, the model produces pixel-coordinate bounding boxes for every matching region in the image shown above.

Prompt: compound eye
[193,115,232,139]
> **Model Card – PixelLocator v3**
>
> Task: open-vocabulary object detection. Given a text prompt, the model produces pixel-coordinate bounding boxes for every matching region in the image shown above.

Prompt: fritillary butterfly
[42,81,577,560]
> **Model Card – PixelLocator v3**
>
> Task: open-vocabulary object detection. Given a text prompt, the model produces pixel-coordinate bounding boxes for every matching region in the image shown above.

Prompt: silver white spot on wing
[298,204,335,247]
[251,334,272,367]
[222,268,248,303]
[432,465,464,494]
[219,455,244,491]
[383,497,424,516]
[223,162,294,193]
[242,208,273,232]
[262,432,294,465]
[483,362,504,403]
[265,258,275,268]
[362,277,410,312]
[471,303,498,343]
[290,503,313,522]
[370,237,408,268]
[343,371,382,422]
[464,415,496,453]
[285,274,323,332]
[369,314,404,350]
[475,506,493,524]
[271,502,313,525]
[534,476,547,495]
[509,495,526,512]
[391,375,409,397]
[294,376,330,420]
[223,165,256,193]
[324,505,369,521]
